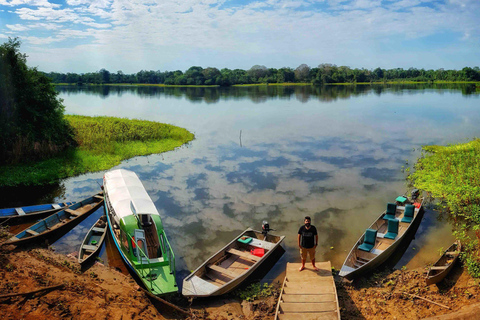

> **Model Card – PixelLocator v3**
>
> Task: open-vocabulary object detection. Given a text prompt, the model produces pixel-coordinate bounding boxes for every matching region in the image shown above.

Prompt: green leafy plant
[235,282,277,302]
[410,139,480,278]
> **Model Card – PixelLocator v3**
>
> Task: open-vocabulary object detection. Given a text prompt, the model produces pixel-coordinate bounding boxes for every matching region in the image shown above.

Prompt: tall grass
[0,115,194,186]
[410,139,480,277]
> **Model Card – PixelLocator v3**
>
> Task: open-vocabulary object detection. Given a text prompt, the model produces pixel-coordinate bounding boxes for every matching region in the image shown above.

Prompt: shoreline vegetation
[51,80,480,87]
[0,115,194,187]
[44,64,480,87]
[0,39,195,187]
[410,139,480,279]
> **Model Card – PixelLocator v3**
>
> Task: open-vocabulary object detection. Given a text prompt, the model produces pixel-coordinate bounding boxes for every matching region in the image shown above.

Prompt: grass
[409,138,480,277]
[0,115,194,186]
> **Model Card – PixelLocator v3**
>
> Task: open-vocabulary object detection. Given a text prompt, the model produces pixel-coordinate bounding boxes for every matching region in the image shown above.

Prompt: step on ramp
[274,262,341,320]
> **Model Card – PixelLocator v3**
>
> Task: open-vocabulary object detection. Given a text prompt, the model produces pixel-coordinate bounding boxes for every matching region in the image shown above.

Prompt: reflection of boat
[103,169,177,296]
[426,240,461,285]
[340,191,424,280]
[0,201,75,223]
[4,194,103,246]
[78,216,108,265]
[182,228,285,297]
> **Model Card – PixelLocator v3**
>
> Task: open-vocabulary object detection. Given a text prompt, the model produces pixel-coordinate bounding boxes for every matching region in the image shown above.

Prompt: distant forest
[44,64,480,86]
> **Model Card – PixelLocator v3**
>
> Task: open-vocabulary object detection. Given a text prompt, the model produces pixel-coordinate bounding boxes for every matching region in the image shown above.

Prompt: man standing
[298,216,319,271]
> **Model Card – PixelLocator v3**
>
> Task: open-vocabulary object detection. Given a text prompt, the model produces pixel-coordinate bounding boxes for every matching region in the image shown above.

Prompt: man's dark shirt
[298,225,318,249]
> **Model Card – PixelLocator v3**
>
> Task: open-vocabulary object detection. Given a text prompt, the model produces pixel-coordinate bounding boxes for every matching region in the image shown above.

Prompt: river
[4,83,480,285]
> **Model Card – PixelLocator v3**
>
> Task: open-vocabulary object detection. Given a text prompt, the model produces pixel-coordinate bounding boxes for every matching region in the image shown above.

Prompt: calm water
[4,84,480,283]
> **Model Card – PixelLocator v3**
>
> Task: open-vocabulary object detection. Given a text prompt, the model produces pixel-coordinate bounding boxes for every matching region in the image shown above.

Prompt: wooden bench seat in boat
[445,251,458,256]
[26,229,39,236]
[207,264,238,278]
[92,227,105,233]
[94,195,104,200]
[227,248,261,262]
[65,209,79,217]
[430,266,448,270]
[82,244,98,252]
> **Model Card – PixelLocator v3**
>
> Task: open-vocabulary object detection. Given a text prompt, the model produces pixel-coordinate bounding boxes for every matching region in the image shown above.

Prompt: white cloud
[23,35,64,44]
[6,23,30,31]
[1,0,479,71]
[0,0,60,8]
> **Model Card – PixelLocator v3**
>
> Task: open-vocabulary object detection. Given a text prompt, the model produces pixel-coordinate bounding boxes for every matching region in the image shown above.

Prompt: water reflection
[56,83,480,104]
[1,84,479,283]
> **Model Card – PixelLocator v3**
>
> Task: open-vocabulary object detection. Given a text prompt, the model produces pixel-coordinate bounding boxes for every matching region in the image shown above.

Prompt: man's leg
[299,248,306,271]
[310,248,319,271]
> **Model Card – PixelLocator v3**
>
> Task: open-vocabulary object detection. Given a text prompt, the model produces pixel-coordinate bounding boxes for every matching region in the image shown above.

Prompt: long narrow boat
[182,228,285,297]
[426,240,461,285]
[78,216,108,265]
[339,193,424,280]
[0,201,75,223]
[103,169,177,296]
[4,193,103,246]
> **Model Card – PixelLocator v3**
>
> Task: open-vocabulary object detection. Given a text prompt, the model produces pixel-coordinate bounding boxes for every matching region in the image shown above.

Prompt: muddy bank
[337,264,480,319]
[1,227,479,320]
[0,241,278,320]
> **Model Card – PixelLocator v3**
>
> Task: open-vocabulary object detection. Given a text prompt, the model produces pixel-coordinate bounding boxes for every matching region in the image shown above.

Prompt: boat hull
[78,216,108,266]
[0,202,75,224]
[103,169,177,296]
[183,228,285,297]
[426,241,461,285]
[5,194,103,246]
[340,199,425,280]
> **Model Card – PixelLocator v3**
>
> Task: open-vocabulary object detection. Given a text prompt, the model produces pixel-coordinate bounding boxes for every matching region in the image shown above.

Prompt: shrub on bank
[410,139,480,277]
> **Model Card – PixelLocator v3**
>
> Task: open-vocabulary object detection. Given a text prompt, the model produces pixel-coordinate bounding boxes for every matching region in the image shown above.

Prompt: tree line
[44,64,480,86]
[0,38,74,165]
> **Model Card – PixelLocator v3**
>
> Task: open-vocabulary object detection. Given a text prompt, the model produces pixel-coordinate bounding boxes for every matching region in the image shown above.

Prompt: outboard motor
[411,189,420,201]
[262,221,275,240]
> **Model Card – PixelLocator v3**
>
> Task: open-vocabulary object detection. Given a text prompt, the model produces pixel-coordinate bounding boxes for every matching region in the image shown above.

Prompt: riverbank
[2,239,479,320]
[53,81,480,87]
[337,265,480,319]
[0,115,194,186]
[409,139,480,279]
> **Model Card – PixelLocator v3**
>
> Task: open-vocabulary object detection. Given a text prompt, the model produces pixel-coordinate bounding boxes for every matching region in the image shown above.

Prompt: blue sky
[0,0,479,73]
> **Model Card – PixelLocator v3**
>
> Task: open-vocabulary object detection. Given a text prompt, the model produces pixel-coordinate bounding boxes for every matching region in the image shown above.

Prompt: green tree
[0,38,75,164]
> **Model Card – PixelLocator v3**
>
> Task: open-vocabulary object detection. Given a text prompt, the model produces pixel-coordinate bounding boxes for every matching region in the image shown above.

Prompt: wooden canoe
[3,193,104,246]
[0,201,75,224]
[78,215,108,265]
[339,196,424,280]
[426,240,461,285]
[182,228,285,297]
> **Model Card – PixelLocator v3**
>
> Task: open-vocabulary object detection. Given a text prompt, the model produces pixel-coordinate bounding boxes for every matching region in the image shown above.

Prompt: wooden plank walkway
[274,262,341,320]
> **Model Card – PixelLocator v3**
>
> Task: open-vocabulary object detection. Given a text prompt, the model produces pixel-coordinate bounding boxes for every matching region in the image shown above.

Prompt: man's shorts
[300,247,315,260]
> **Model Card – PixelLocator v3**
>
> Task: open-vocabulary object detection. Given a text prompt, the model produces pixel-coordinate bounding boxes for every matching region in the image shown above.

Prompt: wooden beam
[0,284,64,299]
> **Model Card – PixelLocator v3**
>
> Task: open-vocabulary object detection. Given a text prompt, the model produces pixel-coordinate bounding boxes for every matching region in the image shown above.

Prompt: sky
[0,0,479,73]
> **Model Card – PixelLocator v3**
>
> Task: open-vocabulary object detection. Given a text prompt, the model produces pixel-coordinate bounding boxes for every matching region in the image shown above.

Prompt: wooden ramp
[274,262,341,320]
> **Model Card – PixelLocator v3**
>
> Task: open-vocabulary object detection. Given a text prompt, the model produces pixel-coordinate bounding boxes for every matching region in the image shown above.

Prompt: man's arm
[298,234,302,249]
[315,234,318,248]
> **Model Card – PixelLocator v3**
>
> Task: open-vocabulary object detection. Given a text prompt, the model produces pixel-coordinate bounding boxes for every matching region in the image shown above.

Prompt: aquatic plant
[409,139,480,278]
